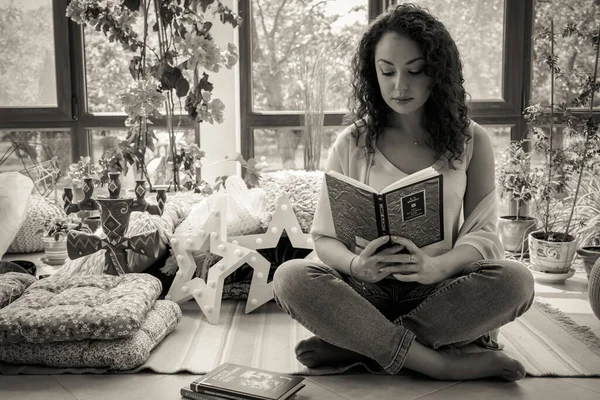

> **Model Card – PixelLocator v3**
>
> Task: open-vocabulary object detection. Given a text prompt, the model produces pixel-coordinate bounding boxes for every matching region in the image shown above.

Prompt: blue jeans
[272,258,535,374]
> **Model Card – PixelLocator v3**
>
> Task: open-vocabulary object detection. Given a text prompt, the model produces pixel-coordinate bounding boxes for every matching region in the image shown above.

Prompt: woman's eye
[408,69,424,75]
[381,71,394,76]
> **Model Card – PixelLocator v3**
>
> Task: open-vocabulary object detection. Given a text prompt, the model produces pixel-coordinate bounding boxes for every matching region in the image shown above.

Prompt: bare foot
[405,341,526,382]
[294,336,368,368]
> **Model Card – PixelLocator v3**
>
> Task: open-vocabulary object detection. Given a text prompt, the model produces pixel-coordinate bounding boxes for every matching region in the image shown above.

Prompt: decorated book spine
[372,193,389,237]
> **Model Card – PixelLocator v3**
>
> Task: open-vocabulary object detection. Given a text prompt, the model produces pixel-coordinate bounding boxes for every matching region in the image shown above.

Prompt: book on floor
[189,362,305,400]
[325,166,444,254]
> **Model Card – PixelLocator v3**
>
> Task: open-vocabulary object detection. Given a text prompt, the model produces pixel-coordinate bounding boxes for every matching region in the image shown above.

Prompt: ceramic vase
[156,189,167,215]
[134,180,148,207]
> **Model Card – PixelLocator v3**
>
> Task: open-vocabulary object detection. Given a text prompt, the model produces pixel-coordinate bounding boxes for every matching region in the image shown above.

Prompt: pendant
[413,140,418,146]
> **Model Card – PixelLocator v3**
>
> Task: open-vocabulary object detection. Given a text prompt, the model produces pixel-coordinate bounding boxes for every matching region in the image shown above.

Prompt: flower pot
[498,216,536,253]
[528,230,578,273]
[576,246,600,278]
[42,235,68,265]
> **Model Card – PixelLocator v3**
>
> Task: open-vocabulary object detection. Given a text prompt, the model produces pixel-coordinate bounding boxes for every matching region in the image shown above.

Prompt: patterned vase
[108,172,121,199]
[62,188,74,214]
[79,177,96,213]
[156,189,167,215]
[134,180,148,207]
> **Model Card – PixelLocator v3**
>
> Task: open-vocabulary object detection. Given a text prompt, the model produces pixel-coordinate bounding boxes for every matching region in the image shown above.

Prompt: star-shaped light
[166,193,316,324]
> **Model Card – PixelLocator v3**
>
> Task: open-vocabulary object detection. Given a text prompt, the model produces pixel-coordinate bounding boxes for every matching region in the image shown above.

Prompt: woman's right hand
[350,236,412,283]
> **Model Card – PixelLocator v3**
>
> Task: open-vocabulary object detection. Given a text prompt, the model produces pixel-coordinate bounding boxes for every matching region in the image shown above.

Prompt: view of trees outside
[0,0,57,107]
[251,0,504,169]
[0,0,597,181]
[532,0,600,108]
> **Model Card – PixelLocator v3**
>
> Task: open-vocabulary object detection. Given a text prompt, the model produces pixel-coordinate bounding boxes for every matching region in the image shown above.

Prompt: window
[241,0,531,171]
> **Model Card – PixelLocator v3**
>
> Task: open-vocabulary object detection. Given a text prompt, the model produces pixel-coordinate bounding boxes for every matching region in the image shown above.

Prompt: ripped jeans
[272,258,535,374]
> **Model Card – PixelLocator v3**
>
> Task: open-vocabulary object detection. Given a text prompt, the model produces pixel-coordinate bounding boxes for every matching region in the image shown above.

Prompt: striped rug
[2,299,600,376]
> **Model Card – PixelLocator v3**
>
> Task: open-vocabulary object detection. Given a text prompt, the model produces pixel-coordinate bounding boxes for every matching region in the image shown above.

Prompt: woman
[272,4,534,381]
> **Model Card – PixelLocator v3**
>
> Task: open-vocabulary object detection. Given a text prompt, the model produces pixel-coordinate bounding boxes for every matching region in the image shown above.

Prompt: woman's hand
[378,236,447,285]
[351,236,411,283]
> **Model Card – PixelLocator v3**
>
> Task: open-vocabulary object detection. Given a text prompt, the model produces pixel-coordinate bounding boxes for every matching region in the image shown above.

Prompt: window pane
[253,127,342,171]
[0,129,71,193]
[0,0,57,107]
[89,128,195,186]
[408,0,504,100]
[251,0,368,112]
[532,1,600,108]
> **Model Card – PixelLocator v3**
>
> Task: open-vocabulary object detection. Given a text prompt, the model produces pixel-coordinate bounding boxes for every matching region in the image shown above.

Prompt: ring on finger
[409,254,416,263]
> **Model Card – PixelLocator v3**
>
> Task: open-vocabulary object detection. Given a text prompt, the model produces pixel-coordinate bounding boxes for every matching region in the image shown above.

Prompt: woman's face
[374,31,433,117]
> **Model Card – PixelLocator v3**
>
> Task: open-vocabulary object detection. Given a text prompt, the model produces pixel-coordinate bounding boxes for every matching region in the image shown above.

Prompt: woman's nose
[394,73,409,91]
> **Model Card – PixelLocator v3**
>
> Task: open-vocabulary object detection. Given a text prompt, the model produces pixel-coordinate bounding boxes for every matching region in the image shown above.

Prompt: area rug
[1,298,599,376]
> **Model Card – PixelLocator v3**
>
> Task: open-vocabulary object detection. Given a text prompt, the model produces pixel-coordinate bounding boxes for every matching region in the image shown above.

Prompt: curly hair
[346,3,471,168]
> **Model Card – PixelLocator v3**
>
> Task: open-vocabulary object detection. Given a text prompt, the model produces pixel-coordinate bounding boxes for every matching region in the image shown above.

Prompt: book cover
[325,167,444,253]
[190,363,305,400]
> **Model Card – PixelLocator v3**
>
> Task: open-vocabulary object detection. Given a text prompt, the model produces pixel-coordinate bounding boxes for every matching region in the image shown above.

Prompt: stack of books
[181,363,306,400]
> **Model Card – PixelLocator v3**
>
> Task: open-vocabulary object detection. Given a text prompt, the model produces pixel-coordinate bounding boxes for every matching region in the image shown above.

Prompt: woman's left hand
[378,236,447,285]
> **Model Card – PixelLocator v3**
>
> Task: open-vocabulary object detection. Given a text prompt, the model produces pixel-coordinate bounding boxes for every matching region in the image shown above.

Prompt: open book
[325,166,444,254]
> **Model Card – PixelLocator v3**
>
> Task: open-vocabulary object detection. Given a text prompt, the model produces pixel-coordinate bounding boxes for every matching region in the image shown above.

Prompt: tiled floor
[1,256,599,400]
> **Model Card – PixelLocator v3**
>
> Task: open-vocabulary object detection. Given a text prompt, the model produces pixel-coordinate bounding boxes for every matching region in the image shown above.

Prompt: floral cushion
[0,300,181,370]
[0,273,162,344]
[0,273,37,309]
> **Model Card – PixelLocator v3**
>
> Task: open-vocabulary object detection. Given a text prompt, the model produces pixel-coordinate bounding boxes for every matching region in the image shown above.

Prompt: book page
[381,166,439,194]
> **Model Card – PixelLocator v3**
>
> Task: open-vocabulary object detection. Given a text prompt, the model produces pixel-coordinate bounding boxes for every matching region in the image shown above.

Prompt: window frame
[239,0,534,163]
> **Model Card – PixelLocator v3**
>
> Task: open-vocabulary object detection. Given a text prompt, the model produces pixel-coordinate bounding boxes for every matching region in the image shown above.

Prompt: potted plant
[41,215,91,265]
[525,20,600,278]
[495,139,538,253]
[569,173,600,277]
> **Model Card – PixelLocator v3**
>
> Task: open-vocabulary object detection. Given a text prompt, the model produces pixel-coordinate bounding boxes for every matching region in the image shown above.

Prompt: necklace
[406,133,421,146]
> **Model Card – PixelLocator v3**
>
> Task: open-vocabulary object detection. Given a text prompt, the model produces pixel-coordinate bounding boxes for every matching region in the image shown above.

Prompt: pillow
[0,173,35,256]
[260,170,323,233]
[0,273,161,343]
[0,272,37,309]
[55,192,198,276]
[0,300,181,370]
[6,194,65,254]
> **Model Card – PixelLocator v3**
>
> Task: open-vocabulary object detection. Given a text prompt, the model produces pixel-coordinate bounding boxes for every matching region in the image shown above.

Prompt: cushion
[0,172,35,257]
[7,194,66,254]
[260,170,322,233]
[55,192,200,276]
[161,176,265,280]
[0,300,181,370]
[0,272,37,309]
[0,273,162,344]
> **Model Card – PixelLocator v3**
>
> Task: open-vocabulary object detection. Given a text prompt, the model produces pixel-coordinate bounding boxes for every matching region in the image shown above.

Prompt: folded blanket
[0,274,161,344]
[0,300,181,370]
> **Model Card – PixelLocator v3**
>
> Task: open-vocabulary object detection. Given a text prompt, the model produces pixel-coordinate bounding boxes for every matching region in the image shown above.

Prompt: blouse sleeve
[309,129,349,244]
